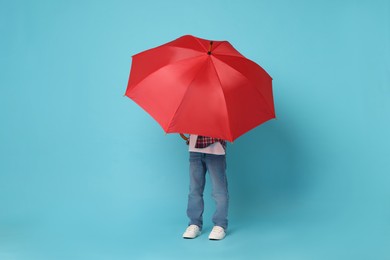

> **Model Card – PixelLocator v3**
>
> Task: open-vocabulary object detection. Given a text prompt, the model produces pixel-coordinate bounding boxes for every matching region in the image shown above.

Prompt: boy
[182,135,229,240]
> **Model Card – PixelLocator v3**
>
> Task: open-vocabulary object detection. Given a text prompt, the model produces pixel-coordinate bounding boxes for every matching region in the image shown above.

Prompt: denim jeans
[186,152,229,230]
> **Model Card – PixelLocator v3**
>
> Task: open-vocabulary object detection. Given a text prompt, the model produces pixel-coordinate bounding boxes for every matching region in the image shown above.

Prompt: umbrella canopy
[125,35,275,142]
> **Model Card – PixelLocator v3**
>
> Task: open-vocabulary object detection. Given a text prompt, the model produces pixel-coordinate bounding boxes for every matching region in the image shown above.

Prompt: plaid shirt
[195,135,226,150]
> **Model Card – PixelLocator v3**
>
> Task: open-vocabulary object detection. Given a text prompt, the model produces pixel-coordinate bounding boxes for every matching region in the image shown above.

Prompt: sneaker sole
[183,232,201,239]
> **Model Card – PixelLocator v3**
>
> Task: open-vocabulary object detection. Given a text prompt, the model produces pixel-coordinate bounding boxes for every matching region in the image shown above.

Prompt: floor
[1,202,388,260]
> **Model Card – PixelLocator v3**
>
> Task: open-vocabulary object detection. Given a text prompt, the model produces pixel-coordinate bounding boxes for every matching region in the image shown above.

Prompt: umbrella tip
[207,41,213,55]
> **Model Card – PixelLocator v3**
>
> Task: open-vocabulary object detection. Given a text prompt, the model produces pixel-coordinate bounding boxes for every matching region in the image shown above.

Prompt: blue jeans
[186,152,229,230]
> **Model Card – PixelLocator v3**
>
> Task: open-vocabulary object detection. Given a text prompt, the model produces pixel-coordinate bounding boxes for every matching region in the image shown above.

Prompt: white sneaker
[183,225,201,239]
[208,226,226,240]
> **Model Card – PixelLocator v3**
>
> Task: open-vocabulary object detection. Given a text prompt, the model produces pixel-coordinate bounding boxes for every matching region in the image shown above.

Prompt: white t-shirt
[188,135,226,155]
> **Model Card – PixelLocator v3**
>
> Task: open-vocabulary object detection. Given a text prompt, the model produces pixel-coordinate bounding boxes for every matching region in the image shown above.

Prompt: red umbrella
[125,35,275,142]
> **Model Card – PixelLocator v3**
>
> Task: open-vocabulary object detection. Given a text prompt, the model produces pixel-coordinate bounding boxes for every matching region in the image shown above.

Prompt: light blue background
[1,0,389,259]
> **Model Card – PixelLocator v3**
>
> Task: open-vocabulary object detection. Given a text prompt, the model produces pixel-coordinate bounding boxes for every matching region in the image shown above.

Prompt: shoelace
[211,226,224,233]
[187,225,198,232]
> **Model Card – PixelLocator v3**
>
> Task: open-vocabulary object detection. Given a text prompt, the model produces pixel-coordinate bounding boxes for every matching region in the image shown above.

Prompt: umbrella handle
[180,133,189,145]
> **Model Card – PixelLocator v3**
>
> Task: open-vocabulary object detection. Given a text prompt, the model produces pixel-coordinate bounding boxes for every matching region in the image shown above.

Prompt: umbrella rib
[214,54,271,74]
[213,55,275,118]
[164,45,205,54]
[129,53,205,93]
[165,58,210,134]
[192,37,209,52]
[209,58,234,141]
